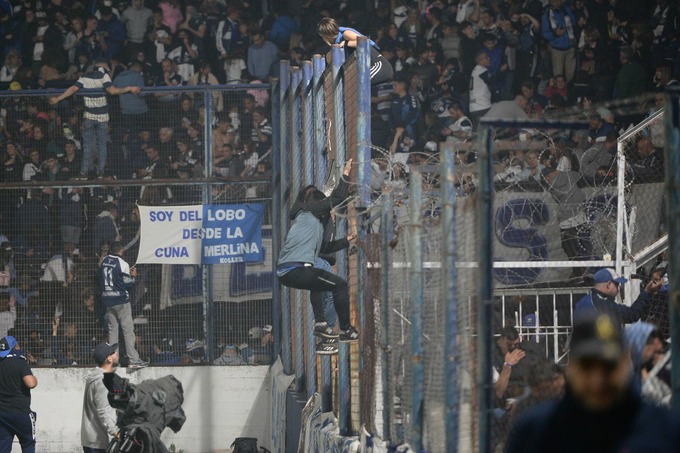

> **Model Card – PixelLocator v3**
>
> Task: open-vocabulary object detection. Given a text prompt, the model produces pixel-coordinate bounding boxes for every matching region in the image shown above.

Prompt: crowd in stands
[0,0,677,366]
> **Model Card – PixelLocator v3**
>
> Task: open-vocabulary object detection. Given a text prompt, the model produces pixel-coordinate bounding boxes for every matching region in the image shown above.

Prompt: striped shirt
[75,68,113,122]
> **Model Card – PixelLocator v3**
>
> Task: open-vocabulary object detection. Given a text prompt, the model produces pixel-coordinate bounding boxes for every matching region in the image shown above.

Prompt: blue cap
[0,336,17,358]
[593,268,627,285]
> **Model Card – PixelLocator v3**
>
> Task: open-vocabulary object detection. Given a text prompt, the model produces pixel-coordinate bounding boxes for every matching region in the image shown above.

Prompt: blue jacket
[541,5,577,50]
[100,254,135,307]
[575,289,651,327]
[625,322,659,393]
[507,386,680,453]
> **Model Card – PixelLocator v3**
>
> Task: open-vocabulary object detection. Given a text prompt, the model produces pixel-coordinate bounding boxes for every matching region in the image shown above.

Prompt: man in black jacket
[506,313,680,453]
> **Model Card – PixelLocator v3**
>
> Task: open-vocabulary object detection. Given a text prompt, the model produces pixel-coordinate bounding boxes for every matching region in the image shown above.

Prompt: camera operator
[82,342,120,452]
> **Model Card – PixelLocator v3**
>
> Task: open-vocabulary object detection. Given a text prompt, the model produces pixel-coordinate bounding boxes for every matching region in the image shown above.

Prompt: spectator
[517,150,544,181]
[575,268,663,325]
[250,107,272,157]
[59,186,86,250]
[158,0,182,34]
[113,61,149,138]
[213,344,245,365]
[614,46,648,99]
[506,313,680,453]
[177,6,207,57]
[520,80,548,118]
[153,58,183,106]
[625,322,665,394]
[137,144,172,204]
[215,5,241,62]
[100,241,148,369]
[48,60,141,179]
[120,0,153,58]
[632,135,664,183]
[145,8,173,69]
[247,28,278,82]
[387,75,420,155]
[544,74,568,104]
[223,48,247,84]
[40,243,75,285]
[440,101,472,144]
[542,0,578,83]
[0,49,21,82]
[580,132,615,180]
[166,29,199,82]
[93,202,120,254]
[188,60,223,114]
[587,111,613,144]
[169,139,199,179]
[468,51,494,125]
[95,6,125,61]
[81,342,119,451]
[0,293,16,338]
[22,149,41,182]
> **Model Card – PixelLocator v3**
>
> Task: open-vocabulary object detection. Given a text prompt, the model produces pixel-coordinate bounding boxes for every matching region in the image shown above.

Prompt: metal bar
[390,260,628,268]
[477,123,495,453]
[313,55,327,185]
[203,91,215,363]
[409,171,424,452]
[616,135,626,278]
[331,46,348,286]
[476,119,589,129]
[663,91,680,411]
[0,83,273,98]
[356,37,372,208]
[338,341,351,436]
[271,79,282,367]
[290,67,306,393]
[321,355,333,412]
[441,146,459,453]
[304,59,317,400]
[380,195,392,441]
[618,107,664,141]
[279,60,293,375]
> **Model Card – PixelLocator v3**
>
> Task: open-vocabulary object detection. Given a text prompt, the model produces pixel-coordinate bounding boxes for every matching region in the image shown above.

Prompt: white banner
[137,205,203,264]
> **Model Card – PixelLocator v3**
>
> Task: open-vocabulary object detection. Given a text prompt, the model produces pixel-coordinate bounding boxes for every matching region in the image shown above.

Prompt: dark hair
[305,189,326,203]
[500,325,519,341]
[110,241,124,255]
[296,185,317,202]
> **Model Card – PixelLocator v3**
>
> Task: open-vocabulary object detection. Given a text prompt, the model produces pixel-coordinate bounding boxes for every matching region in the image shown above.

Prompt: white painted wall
[18,366,271,453]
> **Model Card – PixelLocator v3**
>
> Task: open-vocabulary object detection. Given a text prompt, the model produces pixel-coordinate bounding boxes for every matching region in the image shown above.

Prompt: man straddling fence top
[574,268,663,326]
[505,313,680,453]
[276,159,359,348]
[48,60,141,179]
[317,17,393,85]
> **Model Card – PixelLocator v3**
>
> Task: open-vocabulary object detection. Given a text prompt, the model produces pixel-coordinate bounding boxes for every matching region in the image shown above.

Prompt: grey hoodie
[81,367,118,448]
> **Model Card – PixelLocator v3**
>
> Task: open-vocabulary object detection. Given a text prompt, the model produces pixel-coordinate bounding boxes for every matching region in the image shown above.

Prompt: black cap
[570,313,624,364]
[93,342,118,365]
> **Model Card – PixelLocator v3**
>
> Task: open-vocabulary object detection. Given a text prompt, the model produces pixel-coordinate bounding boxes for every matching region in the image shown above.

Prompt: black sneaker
[313,323,339,340]
[339,326,359,342]
[315,342,338,355]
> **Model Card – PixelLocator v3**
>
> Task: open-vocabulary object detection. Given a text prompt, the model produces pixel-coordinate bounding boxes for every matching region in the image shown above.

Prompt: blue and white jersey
[100,254,135,306]
[75,67,113,122]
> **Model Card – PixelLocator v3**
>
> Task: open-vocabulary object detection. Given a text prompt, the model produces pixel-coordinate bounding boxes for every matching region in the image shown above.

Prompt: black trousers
[278,267,350,331]
[370,48,394,85]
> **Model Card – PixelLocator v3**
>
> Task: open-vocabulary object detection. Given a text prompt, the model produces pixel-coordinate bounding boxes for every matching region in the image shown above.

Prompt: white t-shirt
[225,58,246,84]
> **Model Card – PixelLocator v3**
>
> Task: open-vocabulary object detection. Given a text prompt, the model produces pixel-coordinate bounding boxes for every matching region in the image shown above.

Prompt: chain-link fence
[0,85,273,367]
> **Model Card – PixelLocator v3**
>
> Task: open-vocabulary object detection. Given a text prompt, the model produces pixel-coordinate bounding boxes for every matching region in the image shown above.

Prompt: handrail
[618,108,664,141]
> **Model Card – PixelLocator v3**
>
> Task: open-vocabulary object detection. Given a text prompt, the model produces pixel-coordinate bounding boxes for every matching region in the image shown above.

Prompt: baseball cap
[262,325,272,333]
[93,342,118,365]
[570,313,624,364]
[593,268,627,285]
[0,336,17,358]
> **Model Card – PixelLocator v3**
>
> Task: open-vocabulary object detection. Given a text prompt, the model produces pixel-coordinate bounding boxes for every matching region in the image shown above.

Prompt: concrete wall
[20,365,271,453]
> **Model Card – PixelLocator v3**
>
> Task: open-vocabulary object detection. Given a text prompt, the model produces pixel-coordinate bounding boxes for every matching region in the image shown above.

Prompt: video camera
[103,372,186,453]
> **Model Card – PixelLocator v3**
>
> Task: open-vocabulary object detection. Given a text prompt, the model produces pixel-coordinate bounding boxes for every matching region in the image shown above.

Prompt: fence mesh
[0,86,274,367]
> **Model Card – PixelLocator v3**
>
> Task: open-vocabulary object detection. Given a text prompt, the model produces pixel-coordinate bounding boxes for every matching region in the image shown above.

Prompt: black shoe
[313,322,339,340]
[339,325,359,342]
[316,342,338,355]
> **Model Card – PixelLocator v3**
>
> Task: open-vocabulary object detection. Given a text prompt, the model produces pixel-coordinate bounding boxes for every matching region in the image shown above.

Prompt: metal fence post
[203,91,215,362]
[664,89,680,411]
[339,341,351,436]
[477,122,495,453]
[279,60,293,375]
[313,55,327,186]
[380,194,393,441]
[409,171,424,452]
[290,67,306,393]
[271,78,282,366]
[441,146,459,452]
[302,61,318,398]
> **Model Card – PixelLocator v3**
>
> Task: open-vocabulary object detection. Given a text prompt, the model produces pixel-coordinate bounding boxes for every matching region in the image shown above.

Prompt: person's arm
[320,236,351,254]
[94,380,119,436]
[22,374,37,389]
[523,13,540,31]
[340,28,362,48]
[494,348,525,399]
[106,84,141,96]
[49,84,80,105]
